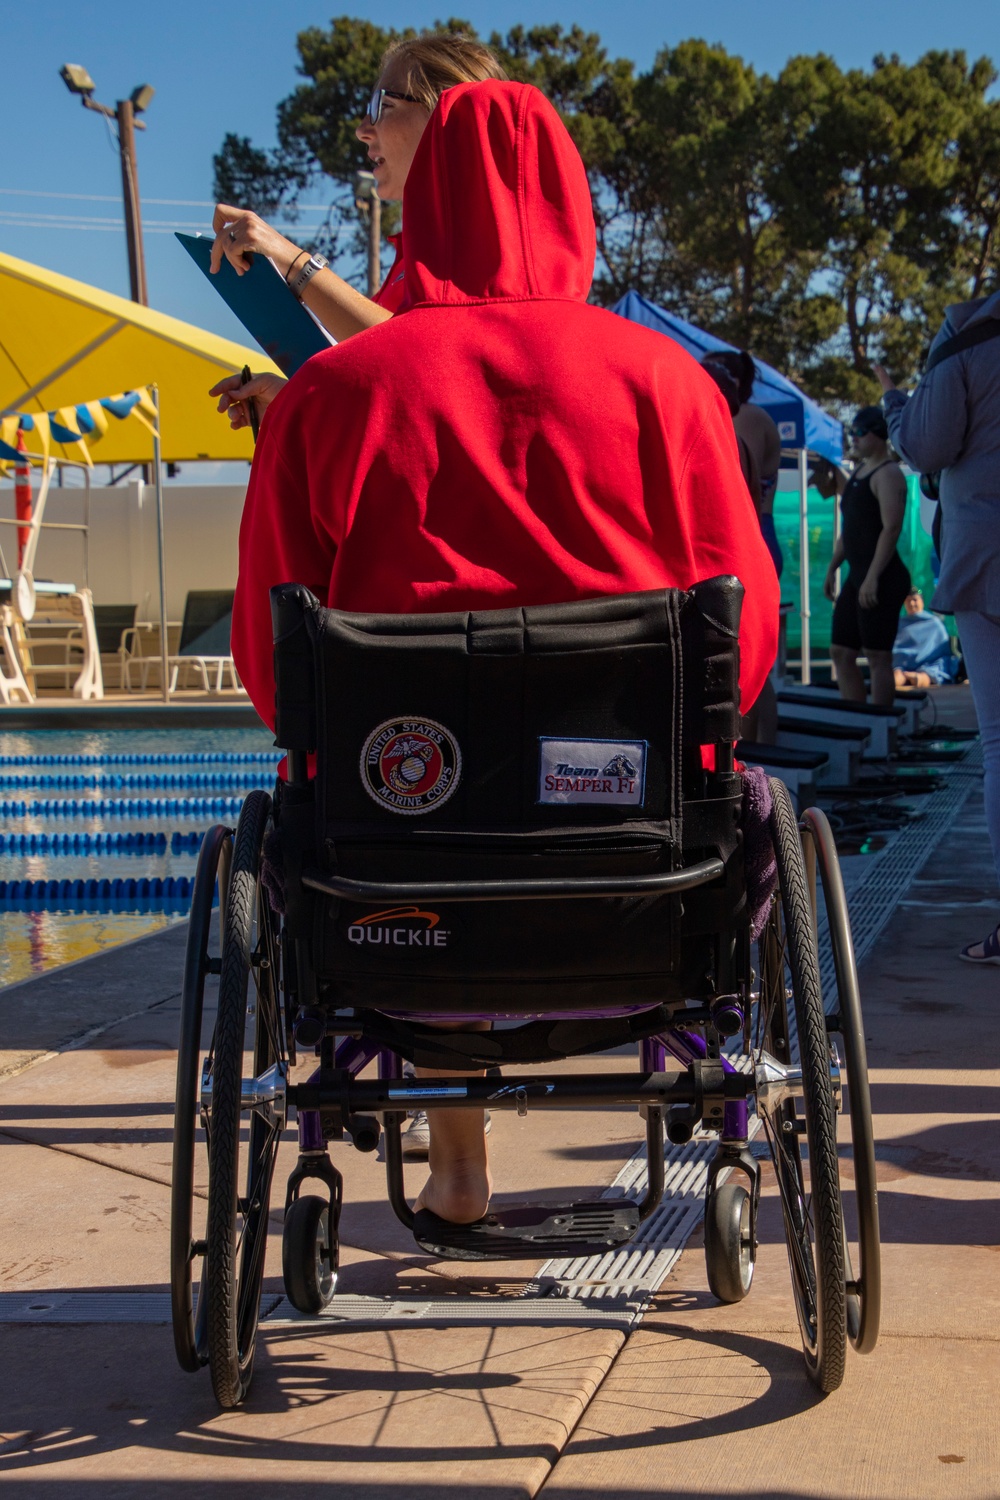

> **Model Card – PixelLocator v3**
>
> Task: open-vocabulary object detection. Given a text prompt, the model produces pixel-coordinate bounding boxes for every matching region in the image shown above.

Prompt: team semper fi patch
[538,737,646,807]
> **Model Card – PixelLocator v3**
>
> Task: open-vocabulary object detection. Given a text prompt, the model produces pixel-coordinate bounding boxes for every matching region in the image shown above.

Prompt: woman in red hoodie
[233,80,779,1225]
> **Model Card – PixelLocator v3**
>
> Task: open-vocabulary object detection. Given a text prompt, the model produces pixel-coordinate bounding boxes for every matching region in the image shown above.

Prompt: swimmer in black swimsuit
[825,405,911,707]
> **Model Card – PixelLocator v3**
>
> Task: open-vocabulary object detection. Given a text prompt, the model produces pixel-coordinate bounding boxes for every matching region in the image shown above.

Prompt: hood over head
[400,80,596,308]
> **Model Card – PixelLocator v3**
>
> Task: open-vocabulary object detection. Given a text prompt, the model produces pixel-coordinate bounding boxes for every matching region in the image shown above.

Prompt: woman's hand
[209,371,287,430]
[210,204,303,279]
[823,565,838,602]
[858,573,880,610]
[872,364,897,393]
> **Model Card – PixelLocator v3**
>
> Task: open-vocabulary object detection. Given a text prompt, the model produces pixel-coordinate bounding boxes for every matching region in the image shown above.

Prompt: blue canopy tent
[613,292,844,680]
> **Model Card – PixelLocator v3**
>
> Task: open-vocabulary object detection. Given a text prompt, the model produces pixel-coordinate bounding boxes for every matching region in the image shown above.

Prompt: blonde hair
[379,32,508,112]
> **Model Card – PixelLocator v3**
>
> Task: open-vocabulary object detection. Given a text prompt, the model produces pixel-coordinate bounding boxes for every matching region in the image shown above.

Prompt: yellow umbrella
[0,250,280,463]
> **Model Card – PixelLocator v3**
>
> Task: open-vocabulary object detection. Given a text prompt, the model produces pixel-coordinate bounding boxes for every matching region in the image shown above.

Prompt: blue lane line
[0,830,211,855]
[0,875,202,909]
[0,753,278,768]
[0,797,244,819]
[0,773,273,790]
[0,831,168,854]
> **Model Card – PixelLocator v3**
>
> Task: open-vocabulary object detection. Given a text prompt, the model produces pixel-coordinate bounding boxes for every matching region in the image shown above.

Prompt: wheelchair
[170,575,880,1409]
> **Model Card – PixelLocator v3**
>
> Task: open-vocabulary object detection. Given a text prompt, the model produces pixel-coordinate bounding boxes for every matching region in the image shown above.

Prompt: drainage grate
[0,1293,171,1324]
[264,1294,641,1329]
[814,744,982,1001]
[0,1290,635,1330]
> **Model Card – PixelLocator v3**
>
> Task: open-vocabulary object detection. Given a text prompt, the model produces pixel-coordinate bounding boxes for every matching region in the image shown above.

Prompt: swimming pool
[0,727,278,989]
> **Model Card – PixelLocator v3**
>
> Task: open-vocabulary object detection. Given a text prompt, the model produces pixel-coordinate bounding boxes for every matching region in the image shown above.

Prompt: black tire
[800,806,881,1355]
[170,823,232,1372]
[206,790,284,1409]
[757,778,847,1394]
[704,1181,755,1303]
[283,1195,338,1315]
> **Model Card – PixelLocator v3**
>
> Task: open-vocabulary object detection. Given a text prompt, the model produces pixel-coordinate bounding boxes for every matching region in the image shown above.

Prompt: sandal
[959,922,1000,965]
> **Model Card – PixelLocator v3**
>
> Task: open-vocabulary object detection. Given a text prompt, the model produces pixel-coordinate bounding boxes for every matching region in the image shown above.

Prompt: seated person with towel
[232,80,779,1225]
[893,589,959,688]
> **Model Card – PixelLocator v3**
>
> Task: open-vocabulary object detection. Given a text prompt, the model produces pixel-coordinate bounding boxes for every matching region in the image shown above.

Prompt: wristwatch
[288,252,329,300]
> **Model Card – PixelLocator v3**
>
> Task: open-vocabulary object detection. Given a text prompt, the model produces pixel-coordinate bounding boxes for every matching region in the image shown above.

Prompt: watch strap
[288,253,329,299]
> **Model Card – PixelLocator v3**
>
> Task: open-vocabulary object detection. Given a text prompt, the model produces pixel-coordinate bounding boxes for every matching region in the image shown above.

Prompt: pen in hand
[240,364,260,442]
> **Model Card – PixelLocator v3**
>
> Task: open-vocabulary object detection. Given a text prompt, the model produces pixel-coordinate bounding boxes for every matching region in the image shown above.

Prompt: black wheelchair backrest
[269,579,745,1011]
[271,577,742,835]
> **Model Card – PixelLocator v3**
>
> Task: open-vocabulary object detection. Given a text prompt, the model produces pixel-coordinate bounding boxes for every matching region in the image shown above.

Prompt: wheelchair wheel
[800,806,881,1356]
[206,790,285,1409]
[704,1181,755,1303]
[757,778,846,1394]
[170,823,232,1373]
[283,1195,338,1315]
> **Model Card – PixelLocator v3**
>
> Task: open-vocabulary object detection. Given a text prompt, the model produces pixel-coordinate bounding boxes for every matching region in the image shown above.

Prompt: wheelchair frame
[170,584,880,1410]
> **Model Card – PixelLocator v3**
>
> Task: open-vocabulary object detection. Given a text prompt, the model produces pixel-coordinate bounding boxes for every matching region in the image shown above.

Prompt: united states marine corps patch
[360,717,461,815]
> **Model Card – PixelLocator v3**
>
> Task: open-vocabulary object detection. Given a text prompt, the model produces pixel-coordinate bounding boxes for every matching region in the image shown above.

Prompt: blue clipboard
[176,232,334,376]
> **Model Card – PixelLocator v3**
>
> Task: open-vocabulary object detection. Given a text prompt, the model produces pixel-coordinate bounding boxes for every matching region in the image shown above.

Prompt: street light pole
[355,170,382,298]
[367,190,382,300]
[115,97,148,306]
[59,66,154,307]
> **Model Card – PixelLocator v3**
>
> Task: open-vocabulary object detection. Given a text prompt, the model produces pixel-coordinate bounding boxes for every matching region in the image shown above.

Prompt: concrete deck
[1,693,997,1498]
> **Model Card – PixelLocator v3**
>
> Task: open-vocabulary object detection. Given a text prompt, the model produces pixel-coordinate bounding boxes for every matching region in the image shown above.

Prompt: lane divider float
[0,772,273,791]
[0,796,245,819]
[0,752,278,768]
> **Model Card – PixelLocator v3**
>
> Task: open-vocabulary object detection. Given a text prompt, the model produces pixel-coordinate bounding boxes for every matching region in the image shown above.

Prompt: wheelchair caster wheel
[283,1194,338,1314]
[704,1181,755,1303]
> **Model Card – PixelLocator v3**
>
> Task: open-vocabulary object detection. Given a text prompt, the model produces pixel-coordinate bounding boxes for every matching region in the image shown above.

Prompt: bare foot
[413,1127,493,1224]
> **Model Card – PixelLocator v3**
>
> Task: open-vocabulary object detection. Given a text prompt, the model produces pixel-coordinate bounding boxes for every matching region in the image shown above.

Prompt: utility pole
[59,67,154,306]
[115,97,148,305]
[355,170,382,298]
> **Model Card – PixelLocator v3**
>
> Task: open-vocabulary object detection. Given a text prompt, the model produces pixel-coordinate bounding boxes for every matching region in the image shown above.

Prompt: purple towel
[741,765,777,940]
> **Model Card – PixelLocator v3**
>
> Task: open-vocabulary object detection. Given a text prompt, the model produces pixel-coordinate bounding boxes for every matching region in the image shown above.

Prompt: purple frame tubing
[646,1028,748,1143]
[296,1036,383,1153]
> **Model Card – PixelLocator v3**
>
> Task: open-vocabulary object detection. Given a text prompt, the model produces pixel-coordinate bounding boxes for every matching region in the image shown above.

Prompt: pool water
[0,727,278,989]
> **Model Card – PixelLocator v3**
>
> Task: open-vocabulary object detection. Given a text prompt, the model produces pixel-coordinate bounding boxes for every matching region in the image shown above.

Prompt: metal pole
[798,447,811,685]
[151,388,170,703]
[116,98,148,306]
[367,189,382,299]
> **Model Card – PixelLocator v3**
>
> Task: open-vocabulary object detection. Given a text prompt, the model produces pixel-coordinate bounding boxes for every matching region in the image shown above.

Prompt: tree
[211,19,1000,412]
[774,49,997,405]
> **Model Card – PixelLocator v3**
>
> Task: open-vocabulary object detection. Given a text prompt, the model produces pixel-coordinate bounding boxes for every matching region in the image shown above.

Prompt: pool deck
[1,687,997,1498]
[1,692,267,730]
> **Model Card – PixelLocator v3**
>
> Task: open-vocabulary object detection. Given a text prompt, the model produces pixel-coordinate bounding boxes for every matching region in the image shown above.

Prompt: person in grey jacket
[875,288,1000,964]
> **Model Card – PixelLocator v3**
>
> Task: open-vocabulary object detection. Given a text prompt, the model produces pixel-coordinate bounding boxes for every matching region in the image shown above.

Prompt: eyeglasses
[365,86,420,124]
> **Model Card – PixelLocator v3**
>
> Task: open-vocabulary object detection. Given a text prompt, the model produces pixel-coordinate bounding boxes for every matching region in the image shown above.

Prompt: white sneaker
[400,1109,491,1160]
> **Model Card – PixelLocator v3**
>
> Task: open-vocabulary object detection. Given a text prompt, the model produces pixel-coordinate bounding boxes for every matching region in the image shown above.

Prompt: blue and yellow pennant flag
[0,387,158,469]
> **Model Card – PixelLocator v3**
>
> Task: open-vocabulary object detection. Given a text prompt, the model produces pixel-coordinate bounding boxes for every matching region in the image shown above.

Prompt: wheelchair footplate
[412,1199,640,1260]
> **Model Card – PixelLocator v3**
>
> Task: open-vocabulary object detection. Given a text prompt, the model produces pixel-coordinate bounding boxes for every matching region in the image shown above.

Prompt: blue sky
[5,3,1000,484]
[4,0,1000,344]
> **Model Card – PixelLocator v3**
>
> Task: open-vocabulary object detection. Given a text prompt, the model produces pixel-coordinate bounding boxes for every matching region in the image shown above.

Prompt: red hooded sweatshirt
[232,81,779,730]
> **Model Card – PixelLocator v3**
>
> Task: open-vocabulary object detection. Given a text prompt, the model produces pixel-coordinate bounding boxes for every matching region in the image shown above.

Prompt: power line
[0,187,337,213]
[0,212,344,238]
